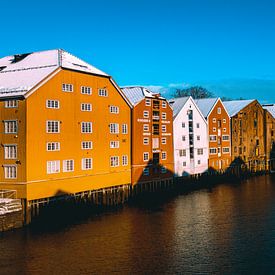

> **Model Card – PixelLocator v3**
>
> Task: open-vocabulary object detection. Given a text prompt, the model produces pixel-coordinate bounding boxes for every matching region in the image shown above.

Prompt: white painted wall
[172,97,209,176]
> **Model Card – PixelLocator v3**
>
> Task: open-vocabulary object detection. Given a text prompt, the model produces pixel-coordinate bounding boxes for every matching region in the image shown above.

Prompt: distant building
[195,98,231,171]
[121,87,174,185]
[223,99,269,171]
[0,50,132,208]
[169,96,208,176]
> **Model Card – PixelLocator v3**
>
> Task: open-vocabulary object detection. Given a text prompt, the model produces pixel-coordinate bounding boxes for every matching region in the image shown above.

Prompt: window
[98,88,108,97]
[122,124,128,134]
[222,135,230,141]
[162,125,167,133]
[153,124,159,135]
[182,136,186,141]
[5,100,18,108]
[81,141,93,149]
[161,166,167,173]
[223,118,226,123]
[162,101,167,108]
[197,148,203,155]
[213,127,216,132]
[81,86,92,95]
[162,112,167,120]
[196,123,200,128]
[213,118,216,123]
[82,158,93,170]
[143,168,149,176]
[110,123,119,134]
[217,107,221,114]
[183,161,186,167]
[145,99,151,106]
[110,156,119,167]
[47,142,60,151]
[197,135,200,141]
[210,135,217,141]
[143,124,149,132]
[4,120,17,134]
[182,122,185,128]
[152,138,159,149]
[4,145,17,159]
[63,160,74,172]
[143,111,149,118]
[110,106,119,114]
[209,148,217,154]
[110,141,119,148]
[223,128,226,132]
[179,149,186,157]
[62,83,73,92]
[4,165,17,179]
[143,137,149,145]
[81,103,92,111]
[81,122,92,133]
[122,155,128,166]
[143,152,149,161]
[161,137,167,144]
[47,160,60,174]
[46,121,60,133]
[161,151,167,160]
[198,160,201,165]
[46,100,59,109]
[223,147,230,153]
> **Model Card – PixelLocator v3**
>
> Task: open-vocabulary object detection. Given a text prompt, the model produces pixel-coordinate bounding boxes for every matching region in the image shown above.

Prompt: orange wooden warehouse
[0,50,132,212]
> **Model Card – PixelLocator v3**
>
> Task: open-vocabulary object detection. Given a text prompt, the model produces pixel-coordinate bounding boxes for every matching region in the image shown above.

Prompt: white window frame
[161,112,167,120]
[122,155,128,166]
[46,100,59,109]
[122,124,128,134]
[110,141,120,148]
[212,118,216,123]
[209,148,217,154]
[98,88,108,97]
[81,141,93,149]
[213,127,216,132]
[46,120,60,133]
[223,147,230,153]
[81,86,92,95]
[161,137,167,144]
[81,103,92,112]
[145,99,151,106]
[143,124,149,132]
[47,160,60,174]
[4,120,18,134]
[5,100,18,108]
[143,152,149,161]
[110,106,119,114]
[143,111,149,118]
[110,156,119,167]
[46,142,60,151]
[110,123,119,134]
[209,135,217,142]
[82,158,93,170]
[143,137,149,145]
[223,118,226,124]
[161,151,167,160]
[217,107,221,114]
[162,125,167,133]
[179,149,186,157]
[4,145,17,159]
[222,135,230,141]
[162,101,167,108]
[62,83,73,92]
[63,159,74,172]
[4,165,17,179]
[223,128,227,132]
[81,122,92,133]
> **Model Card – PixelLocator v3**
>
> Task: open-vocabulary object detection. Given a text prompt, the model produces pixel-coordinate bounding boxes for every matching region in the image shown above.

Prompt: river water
[1,175,275,274]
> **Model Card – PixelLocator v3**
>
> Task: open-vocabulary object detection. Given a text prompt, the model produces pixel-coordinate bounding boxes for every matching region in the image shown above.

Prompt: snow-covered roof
[168,97,190,117]
[194,98,219,118]
[121,86,165,106]
[0,49,108,98]
[262,104,275,119]
[223,99,255,117]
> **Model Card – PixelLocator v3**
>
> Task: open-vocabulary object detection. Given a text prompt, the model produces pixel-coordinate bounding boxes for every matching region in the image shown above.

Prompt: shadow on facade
[269,141,275,171]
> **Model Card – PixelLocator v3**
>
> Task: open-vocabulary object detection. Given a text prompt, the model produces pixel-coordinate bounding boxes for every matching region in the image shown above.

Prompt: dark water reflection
[1,175,275,274]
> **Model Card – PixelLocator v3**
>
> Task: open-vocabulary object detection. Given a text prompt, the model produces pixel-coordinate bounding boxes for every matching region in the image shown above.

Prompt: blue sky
[1,0,275,102]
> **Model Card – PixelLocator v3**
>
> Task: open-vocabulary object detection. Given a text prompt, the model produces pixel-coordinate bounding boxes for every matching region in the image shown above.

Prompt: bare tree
[175,86,214,99]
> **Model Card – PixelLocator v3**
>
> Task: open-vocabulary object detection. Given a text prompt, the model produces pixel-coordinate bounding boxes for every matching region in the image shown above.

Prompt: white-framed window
[122,155,128,166]
[179,149,186,157]
[62,83,73,92]
[47,160,60,174]
[81,103,92,111]
[82,158,93,170]
[223,128,227,132]
[161,112,167,120]
[162,125,167,133]
[222,135,230,141]
[197,135,200,141]
[213,118,216,123]
[110,141,119,148]
[4,120,18,134]
[182,136,186,141]
[46,100,59,109]
[4,145,17,159]
[98,88,108,97]
[161,137,167,144]
[210,148,217,154]
[145,99,151,106]
[143,110,149,118]
[217,107,221,114]
[162,101,167,108]
[81,122,92,133]
[110,156,119,167]
[209,135,217,141]
[5,100,18,108]
[223,118,226,123]
[143,124,149,132]
[197,148,203,155]
[198,160,201,165]
[63,159,74,172]
[81,86,92,95]
[143,137,149,145]
[81,141,93,149]
[182,122,185,128]
[223,147,230,153]
[46,120,60,133]
[4,165,17,179]
[143,167,149,176]
[213,127,216,132]
[47,142,60,151]
[196,123,200,128]
[183,161,186,167]
[162,151,167,160]
[110,123,119,134]
[143,152,149,161]
[161,166,167,173]
[110,106,119,114]
[122,124,128,134]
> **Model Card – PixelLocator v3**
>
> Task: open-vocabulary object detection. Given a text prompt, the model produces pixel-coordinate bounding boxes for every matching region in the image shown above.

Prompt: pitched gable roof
[0,49,108,98]
[168,97,190,117]
[223,99,255,117]
[262,104,275,119]
[194,98,219,118]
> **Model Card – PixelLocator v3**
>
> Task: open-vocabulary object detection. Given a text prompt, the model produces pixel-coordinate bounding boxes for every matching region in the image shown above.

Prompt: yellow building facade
[0,50,131,203]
